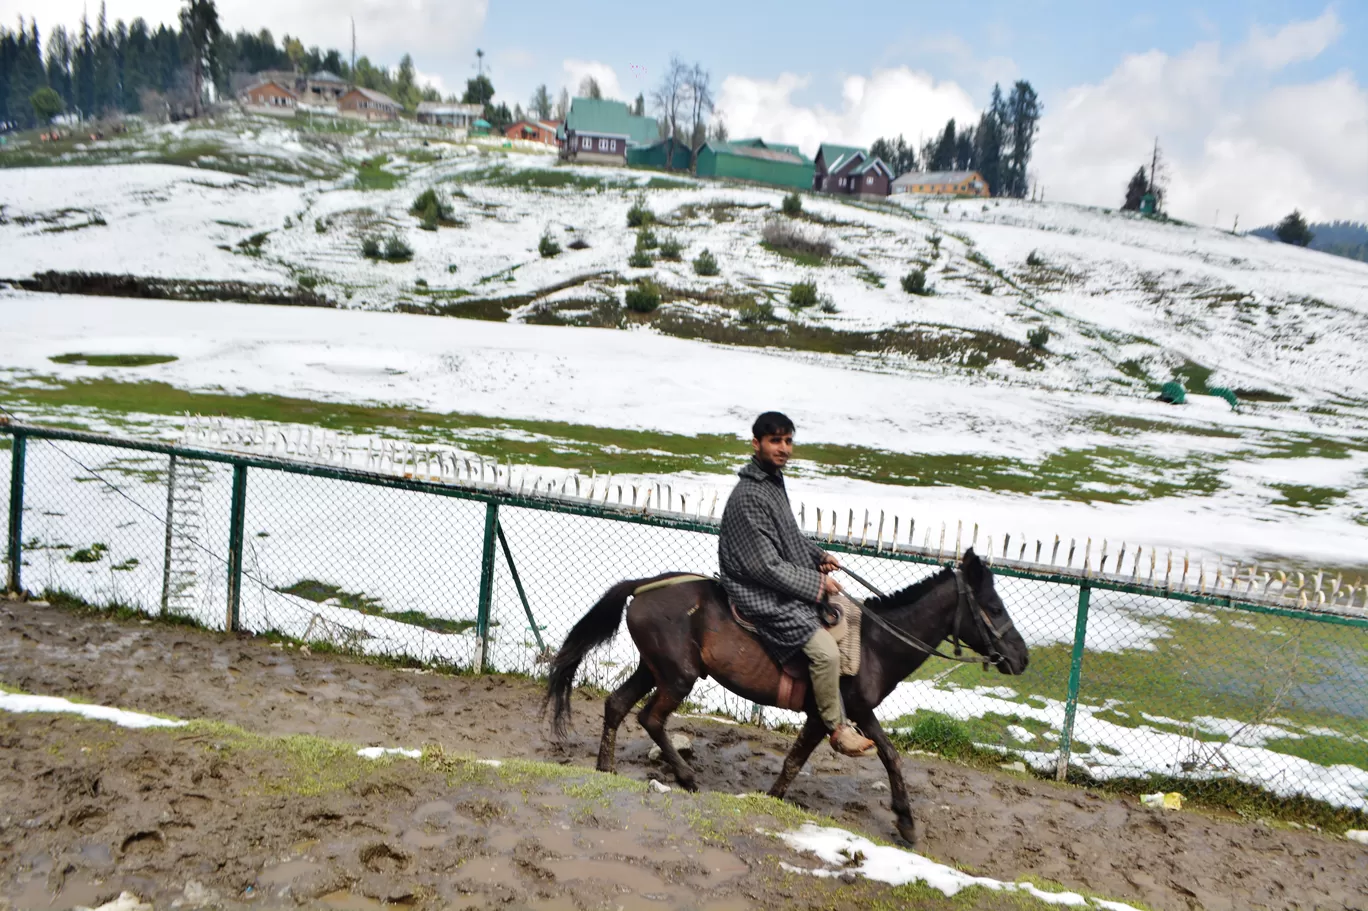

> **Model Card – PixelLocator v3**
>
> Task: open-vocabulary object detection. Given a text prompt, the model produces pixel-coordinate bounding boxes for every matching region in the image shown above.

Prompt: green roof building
[558,97,660,164]
[694,139,814,190]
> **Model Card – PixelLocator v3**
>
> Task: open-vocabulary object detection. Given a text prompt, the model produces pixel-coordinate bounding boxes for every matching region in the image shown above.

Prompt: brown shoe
[829,724,875,757]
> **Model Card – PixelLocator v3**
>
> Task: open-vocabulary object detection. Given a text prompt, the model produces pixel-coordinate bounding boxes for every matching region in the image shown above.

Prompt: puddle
[547,858,672,894]
[257,858,325,886]
[319,889,390,910]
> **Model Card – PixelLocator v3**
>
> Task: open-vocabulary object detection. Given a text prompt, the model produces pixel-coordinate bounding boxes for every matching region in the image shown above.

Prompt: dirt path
[2,601,1365,910]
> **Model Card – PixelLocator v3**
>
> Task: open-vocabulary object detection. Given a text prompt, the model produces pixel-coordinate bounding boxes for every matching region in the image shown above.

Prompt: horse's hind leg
[638,678,698,790]
[768,714,827,799]
[598,664,654,773]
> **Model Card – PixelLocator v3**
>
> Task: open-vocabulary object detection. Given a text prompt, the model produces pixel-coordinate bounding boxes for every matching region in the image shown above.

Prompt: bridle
[839,565,1016,671]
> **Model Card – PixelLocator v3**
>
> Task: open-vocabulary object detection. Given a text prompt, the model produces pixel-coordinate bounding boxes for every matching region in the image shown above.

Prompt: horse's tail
[545,577,645,740]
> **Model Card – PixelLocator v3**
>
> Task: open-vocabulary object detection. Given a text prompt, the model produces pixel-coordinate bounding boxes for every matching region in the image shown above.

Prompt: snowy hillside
[2,108,1367,573]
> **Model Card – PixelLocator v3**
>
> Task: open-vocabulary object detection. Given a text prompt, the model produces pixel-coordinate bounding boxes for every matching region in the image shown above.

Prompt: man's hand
[820,574,843,599]
[819,553,841,574]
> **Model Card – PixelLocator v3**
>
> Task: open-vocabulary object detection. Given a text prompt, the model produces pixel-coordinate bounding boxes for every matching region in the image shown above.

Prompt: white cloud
[1035,10,1368,225]
[1241,9,1343,70]
[716,67,980,159]
[561,59,625,103]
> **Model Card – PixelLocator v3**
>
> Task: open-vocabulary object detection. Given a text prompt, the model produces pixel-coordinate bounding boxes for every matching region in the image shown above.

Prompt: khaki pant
[803,626,843,731]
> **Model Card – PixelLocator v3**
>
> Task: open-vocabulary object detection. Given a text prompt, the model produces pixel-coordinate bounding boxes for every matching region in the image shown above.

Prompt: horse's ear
[962,547,986,589]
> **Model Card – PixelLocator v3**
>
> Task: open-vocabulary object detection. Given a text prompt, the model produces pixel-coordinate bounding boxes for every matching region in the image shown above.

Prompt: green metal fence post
[6,434,26,596]
[225,464,248,632]
[1056,583,1092,781]
[475,503,500,672]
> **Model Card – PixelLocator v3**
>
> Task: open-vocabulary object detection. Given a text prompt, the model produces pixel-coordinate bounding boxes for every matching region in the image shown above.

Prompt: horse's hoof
[896,816,922,848]
[679,778,699,793]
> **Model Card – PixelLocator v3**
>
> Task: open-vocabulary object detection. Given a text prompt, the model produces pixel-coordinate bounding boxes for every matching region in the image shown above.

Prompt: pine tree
[954,124,975,170]
[974,107,1003,196]
[180,0,222,116]
[45,26,74,110]
[1004,80,1041,198]
[93,4,119,115]
[1275,210,1314,247]
[931,119,956,171]
[1122,166,1148,211]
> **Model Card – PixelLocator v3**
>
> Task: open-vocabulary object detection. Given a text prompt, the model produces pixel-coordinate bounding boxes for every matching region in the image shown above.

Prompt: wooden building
[338,87,401,122]
[240,80,298,115]
[891,170,989,197]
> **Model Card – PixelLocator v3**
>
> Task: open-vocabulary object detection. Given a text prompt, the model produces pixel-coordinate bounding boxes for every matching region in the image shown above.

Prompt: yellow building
[891,170,989,197]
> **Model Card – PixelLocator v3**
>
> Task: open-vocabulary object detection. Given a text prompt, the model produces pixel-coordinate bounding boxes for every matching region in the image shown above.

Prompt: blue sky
[477,0,1366,111]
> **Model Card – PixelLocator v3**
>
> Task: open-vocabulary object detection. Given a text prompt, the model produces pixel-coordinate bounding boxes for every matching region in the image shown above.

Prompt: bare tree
[651,56,689,171]
[578,75,602,100]
[554,87,569,121]
[685,63,714,170]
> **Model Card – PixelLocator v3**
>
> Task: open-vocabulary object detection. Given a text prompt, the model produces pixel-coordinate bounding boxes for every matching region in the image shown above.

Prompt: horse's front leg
[768,714,827,798]
[851,710,921,846]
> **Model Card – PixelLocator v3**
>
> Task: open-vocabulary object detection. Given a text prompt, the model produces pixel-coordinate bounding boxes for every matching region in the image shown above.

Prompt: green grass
[644,176,693,190]
[1272,484,1348,510]
[278,578,477,635]
[1171,359,1214,395]
[49,353,178,367]
[467,166,605,190]
[355,154,401,190]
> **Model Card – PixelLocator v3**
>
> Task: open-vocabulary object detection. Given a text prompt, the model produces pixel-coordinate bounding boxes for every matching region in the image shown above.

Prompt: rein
[839,565,1014,670]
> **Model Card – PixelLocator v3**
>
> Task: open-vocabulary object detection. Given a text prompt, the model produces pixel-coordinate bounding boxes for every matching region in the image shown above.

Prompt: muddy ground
[1,600,1365,911]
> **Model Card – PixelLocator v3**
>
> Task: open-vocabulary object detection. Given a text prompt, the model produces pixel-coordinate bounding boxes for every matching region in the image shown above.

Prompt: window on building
[866,175,874,185]
[598,138,610,151]
[581,136,592,150]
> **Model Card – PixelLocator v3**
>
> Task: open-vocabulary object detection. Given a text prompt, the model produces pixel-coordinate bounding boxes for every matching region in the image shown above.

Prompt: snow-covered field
[3,109,1367,809]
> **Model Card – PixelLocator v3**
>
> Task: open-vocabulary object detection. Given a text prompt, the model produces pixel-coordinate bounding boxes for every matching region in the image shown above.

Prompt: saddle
[731,598,862,712]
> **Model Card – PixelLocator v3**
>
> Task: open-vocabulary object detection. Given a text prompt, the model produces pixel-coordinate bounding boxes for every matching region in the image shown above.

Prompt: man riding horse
[718,411,875,757]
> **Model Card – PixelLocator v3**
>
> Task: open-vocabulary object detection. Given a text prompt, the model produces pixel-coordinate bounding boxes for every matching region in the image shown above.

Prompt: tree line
[0,0,476,128]
[868,80,1041,198]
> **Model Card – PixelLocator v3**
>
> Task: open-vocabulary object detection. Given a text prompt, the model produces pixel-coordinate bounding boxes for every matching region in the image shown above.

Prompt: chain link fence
[4,423,1366,817]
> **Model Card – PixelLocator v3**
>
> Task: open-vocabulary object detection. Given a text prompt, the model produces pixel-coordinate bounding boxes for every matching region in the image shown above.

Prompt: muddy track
[1,601,1365,910]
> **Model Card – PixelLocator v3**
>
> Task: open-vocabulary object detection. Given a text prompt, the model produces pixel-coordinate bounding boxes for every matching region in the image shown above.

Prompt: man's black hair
[752,411,795,440]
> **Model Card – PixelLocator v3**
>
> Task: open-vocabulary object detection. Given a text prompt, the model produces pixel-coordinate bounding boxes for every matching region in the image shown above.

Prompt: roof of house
[243,80,297,98]
[891,170,983,187]
[851,157,894,178]
[507,119,556,131]
[817,143,866,171]
[343,87,401,107]
[416,101,482,115]
[564,97,658,145]
[706,140,810,166]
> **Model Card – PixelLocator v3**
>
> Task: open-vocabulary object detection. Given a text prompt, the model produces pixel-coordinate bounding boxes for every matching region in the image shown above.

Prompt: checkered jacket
[718,458,829,663]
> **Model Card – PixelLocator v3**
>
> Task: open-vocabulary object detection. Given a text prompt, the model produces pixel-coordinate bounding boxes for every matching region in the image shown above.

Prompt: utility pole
[350,17,355,75]
[476,48,486,77]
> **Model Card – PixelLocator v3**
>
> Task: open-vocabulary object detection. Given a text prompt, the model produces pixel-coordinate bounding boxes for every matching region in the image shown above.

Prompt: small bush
[739,301,777,323]
[627,249,653,268]
[928,234,942,250]
[761,218,832,260]
[788,280,819,309]
[568,237,590,250]
[446,263,459,273]
[781,192,802,216]
[418,211,438,231]
[1027,326,1050,350]
[624,280,661,313]
[658,235,683,260]
[636,227,659,250]
[1026,250,1045,267]
[364,233,412,262]
[414,277,428,288]
[297,274,319,291]
[539,230,561,258]
[410,188,455,226]
[819,299,839,314]
[693,249,719,276]
[314,218,326,234]
[901,269,928,295]
[626,195,653,228]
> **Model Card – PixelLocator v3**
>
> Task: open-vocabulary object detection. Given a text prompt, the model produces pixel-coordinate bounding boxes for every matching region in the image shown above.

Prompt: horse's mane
[864,565,955,613]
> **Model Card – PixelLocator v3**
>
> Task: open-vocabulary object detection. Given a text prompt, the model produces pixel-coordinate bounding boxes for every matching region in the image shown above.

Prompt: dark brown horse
[545,548,1028,844]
